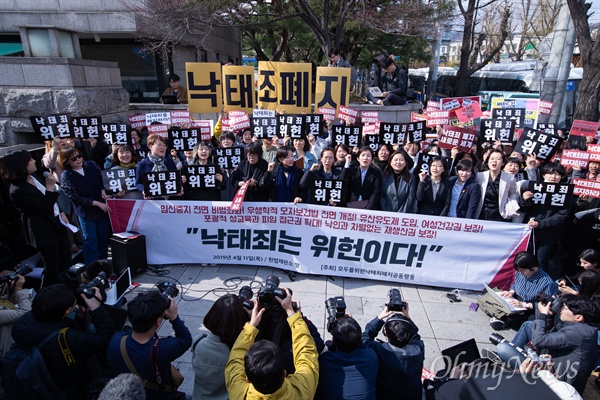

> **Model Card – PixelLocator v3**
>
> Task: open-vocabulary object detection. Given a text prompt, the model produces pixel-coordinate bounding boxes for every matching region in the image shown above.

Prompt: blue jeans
[78,215,110,264]
[512,320,533,349]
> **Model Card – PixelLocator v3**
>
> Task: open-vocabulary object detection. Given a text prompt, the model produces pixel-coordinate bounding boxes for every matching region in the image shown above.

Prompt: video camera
[326,296,346,332]
[386,288,407,312]
[0,263,33,284]
[156,281,179,299]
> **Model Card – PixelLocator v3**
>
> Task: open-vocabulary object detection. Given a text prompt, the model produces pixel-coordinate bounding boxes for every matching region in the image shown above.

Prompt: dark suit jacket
[339,166,382,210]
[9,178,64,249]
[259,165,307,202]
[231,159,269,202]
[448,176,482,219]
[415,176,451,216]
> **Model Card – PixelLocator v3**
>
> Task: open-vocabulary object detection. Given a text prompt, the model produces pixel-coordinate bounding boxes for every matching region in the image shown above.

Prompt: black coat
[259,164,306,203]
[9,178,64,249]
[415,176,451,216]
[339,166,383,210]
[231,158,269,202]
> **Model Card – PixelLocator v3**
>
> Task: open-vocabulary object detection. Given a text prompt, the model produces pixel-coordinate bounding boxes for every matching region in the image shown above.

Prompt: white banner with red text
[107,200,531,290]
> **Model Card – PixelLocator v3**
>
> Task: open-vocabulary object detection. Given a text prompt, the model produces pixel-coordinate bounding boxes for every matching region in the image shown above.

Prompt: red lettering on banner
[455,103,483,123]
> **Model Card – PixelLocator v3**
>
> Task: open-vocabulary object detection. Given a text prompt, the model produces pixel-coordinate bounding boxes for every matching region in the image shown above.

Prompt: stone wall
[0,57,129,146]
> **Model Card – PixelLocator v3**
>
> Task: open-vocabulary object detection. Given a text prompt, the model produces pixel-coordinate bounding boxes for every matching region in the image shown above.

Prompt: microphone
[43,171,50,178]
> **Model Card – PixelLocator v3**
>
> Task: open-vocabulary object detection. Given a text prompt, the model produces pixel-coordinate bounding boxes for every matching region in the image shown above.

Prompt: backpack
[1,328,69,400]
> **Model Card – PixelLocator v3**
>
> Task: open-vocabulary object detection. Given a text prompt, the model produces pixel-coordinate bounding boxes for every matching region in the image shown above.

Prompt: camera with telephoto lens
[489,332,549,369]
[257,275,288,310]
[76,271,109,299]
[156,281,179,299]
[326,296,346,332]
[239,285,254,310]
[386,288,407,312]
[536,292,554,306]
[0,263,33,284]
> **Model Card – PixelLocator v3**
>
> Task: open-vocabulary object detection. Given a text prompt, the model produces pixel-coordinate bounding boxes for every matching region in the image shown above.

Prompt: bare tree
[454,0,511,96]
[566,0,600,122]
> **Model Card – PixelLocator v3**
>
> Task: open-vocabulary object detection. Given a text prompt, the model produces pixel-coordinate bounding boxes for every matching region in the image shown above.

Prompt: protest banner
[171,111,191,127]
[338,105,358,125]
[414,154,452,176]
[256,62,279,110]
[438,126,477,152]
[455,102,483,123]
[278,114,306,139]
[221,66,255,113]
[440,96,480,118]
[190,120,213,141]
[539,100,553,115]
[588,144,600,162]
[273,62,312,113]
[315,67,351,110]
[107,200,531,290]
[101,168,137,194]
[142,171,182,198]
[514,128,562,161]
[311,179,347,207]
[332,125,362,147]
[305,114,323,136]
[573,179,600,198]
[212,147,245,169]
[30,114,72,141]
[72,117,101,139]
[129,114,146,130]
[228,110,251,131]
[361,111,379,124]
[425,110,450,128]
[526,182,573,208]
[560,150,591,169]
[490,97,539,129]
[145,112,171,127]
[186,62,223,114]
[379,122,425,146]
[251,115,278,139]
[101,124,130,145]
[147,124,169,138]
[492,107,526,128]
[426,100,441,111]
[411,113,427,123]
[181,165,218,188]
[168,128,198,151]
[363,130,380,152]
[537,123,555,135]
[318,107,336,121]
[570,120,600,137]
[480,119,515,144]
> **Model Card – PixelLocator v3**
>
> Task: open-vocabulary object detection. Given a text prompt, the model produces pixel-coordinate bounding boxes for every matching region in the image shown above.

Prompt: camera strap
[57,327,75,366]
[119,335,175,392]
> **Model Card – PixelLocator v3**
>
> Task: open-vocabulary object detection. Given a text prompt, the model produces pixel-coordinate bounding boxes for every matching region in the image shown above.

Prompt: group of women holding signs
[0,116,598,285]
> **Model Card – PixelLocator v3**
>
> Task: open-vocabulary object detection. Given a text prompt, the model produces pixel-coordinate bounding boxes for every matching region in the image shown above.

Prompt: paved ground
[126,263,517,397]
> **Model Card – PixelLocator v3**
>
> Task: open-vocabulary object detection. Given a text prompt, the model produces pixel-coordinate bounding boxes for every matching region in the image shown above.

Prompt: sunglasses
[69,154,83,162]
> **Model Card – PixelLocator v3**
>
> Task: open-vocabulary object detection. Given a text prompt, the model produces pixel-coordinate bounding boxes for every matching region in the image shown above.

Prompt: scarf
[148,154,167,172]
[275,165,295,202]
[119,162,137,169]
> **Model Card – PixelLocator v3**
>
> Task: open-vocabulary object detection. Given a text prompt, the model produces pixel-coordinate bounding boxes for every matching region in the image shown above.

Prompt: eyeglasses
[247,154,259,158]
[69,154,83,162]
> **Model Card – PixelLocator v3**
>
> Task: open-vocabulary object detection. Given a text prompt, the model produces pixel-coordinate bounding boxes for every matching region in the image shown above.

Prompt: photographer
[225,287,319,400]
[107,290,192,399]
[529,295,599,394]
[316,316,378,400]
[10,283,114,399]
[362,303,424,400]
[0,272,31,357]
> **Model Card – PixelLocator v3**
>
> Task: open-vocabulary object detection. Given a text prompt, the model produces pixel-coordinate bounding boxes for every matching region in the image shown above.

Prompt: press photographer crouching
[0,265,33,357]
[107,284,192,400]
[362,289,425,400]
[315,298,378,400]
[237,275,324,374]
[509,294,599,394]
[8,283,114,399]
[225,286,320,399]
